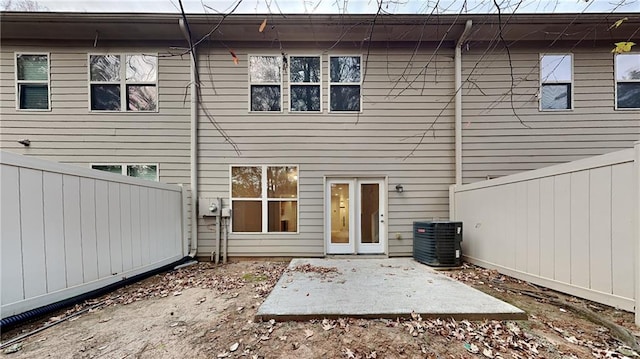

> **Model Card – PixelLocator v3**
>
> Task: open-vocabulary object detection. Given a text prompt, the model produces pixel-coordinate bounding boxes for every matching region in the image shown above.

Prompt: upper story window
[89,54,157,112]
[231,165,298,233]
[329,56,361,112]
[91,164,158,181]
[16,53,50,110]
[249,55,282,112]
[540,54,572,110]
[289,56,321,112]
[615,53,640,109]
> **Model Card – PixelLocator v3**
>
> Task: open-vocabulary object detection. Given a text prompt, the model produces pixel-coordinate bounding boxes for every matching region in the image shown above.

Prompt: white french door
[325,178,386,255]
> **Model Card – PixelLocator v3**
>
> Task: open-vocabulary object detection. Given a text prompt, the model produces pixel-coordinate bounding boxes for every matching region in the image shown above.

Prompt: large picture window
[89,54,157,111]
[289,56,321,112]
[540,54,572,110]
[91,164,158,181]
[329,55,361,112]
[249,55,282,112]
[231,165,298,233]
[16,53,50,110]
[615,53,640,109]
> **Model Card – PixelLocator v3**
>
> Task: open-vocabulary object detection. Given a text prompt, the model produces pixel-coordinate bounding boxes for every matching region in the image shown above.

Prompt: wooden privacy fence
[451,142,640,324]
[1,151,187,319]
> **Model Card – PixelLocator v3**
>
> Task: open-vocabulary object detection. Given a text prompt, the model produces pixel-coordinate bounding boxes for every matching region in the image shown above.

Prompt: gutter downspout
[455,19,473,186]
[180,18,199,258]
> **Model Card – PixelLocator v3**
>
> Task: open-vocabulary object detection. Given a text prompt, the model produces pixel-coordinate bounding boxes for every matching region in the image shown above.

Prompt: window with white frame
[615,53,640,109]
[231,165,298,233]
[249,56,282,111]
[540,54,572,110]
[89,54,157,111]
[289,56,321,112]
[329,55,361,112]
[91,164,158,181]
[16,53,50,110]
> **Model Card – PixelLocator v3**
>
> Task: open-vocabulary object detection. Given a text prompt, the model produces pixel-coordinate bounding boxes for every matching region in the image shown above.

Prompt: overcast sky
[28,0,640,14]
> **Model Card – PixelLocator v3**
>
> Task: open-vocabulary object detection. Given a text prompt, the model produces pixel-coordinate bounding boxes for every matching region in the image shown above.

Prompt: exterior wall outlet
[395,233,402,240]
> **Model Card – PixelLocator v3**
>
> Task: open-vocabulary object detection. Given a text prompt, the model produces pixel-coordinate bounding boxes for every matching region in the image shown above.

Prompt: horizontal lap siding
[461,45,640,184]
[0,41,191,187]
[197,45,456,257]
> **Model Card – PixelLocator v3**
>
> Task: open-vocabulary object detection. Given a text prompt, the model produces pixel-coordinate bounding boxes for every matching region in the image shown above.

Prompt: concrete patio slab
[256,258,526,321]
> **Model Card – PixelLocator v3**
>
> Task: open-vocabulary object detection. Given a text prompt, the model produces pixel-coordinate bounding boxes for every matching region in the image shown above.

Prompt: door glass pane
[232,200,262,232]
[330,183,350,244]
[360,184,380,244]
[268,201,297,232]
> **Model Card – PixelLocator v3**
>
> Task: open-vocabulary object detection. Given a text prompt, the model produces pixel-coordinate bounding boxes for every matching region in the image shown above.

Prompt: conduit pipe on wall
[455,20,473,186]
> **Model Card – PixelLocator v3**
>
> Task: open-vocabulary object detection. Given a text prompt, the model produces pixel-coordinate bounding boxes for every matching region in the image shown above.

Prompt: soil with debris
[2,260,639,359]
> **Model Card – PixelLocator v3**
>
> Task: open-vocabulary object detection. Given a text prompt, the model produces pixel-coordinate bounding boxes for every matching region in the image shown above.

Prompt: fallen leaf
[173,291,182,296]
[304,329,314,339]
[612,41,636,54]
[217,352,230,358]
[3,343,22,354]
[259,335,270,341]
[464,343,479,354]
[259,18,267,32]
[230,342,239,352]
[482,348,494,358]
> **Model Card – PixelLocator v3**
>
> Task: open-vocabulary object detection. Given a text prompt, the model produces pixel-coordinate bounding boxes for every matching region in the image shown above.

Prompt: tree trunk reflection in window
[329,56,361,112]
[290,56,321,112]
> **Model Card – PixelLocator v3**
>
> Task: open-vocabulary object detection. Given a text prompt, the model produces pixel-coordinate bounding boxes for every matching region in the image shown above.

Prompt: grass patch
[242,273,268,282]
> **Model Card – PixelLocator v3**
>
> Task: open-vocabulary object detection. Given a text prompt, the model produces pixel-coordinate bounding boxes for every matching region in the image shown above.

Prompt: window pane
[616,54,640,81]
[249,56,281,83]
[90,55,120,82]
[541,84,571,110]
[330,85,361,111]
[17,55,48,81]
[127,85,157,111]
[232,201,262,232]
[541,54,571,82]
[268,201,297,232]
[251,85,281,111]
[232,166,262,198]
[617,83,640,109]
[91,84,121,110]
[290,56,320,83]
[126,55,157,82]
[290,85,320,112]
[127,165,157,181]
[330,56,361,83]
[267,166,298,198]
[18,84,48,109]
[92,165,123,175]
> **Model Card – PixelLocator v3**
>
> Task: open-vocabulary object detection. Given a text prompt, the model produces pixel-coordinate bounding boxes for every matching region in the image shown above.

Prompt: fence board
[1,151,185,319]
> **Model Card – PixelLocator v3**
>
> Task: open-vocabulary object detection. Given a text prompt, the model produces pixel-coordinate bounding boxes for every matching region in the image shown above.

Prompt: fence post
[635,141,640,327]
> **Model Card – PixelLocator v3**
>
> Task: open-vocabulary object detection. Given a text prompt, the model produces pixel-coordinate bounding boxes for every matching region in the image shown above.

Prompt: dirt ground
[2,260,639,359]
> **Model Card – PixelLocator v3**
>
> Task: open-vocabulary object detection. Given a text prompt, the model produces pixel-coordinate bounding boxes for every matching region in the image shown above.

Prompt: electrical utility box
[198,197,219,218]
[413,221,463,267]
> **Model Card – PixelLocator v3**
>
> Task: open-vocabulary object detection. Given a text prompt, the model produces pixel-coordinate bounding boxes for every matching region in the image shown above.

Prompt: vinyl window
[89,54,157,112]
[540,54,572,110]
[329,55,362,112]
[231,165,298,233]
[249,55,282,112]
[15,53,50,110]
[91,164,158,181]
[615,53,640,109]
[289,56,321,112]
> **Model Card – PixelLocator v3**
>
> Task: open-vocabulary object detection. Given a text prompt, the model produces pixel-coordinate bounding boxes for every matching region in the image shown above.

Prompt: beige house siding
[461,43,640,184]
[0,41,192,185]
[195,45,456,257]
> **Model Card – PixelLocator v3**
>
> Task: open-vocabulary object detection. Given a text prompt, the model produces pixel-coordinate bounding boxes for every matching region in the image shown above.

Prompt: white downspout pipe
[180,18,199,258]
[455,20,473,186]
